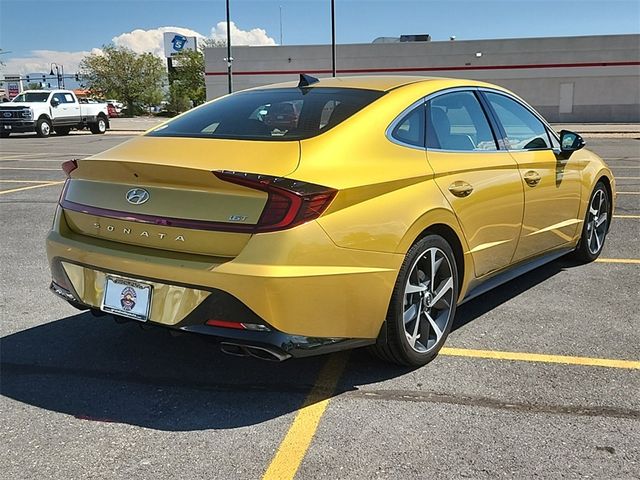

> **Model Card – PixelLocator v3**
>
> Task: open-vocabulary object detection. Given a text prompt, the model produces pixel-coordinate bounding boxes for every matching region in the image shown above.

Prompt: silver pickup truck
[0,89,110,138]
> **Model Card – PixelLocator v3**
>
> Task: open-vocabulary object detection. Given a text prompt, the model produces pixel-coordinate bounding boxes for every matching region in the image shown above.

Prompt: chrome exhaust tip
[220,342,249,358]
[219,342,291,362]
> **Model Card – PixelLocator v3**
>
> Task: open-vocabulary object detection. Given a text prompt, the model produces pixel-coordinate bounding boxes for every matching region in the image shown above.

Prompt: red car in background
[107,103,118,118]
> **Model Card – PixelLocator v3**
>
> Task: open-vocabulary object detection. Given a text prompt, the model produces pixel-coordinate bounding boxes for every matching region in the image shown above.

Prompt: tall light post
[331,0,336,77]
[225,0,233,94]
[279,5,283,45]
[49,63,64,89]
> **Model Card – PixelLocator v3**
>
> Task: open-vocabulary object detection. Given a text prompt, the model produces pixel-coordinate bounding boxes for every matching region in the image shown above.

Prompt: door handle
[448,181,474,198]
[524,170,541,187]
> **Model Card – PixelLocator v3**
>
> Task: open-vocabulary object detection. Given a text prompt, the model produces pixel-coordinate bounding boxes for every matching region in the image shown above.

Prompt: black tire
[55,126,71,136]
[572,181,610,262]
[36,118,52,138]
[90,116,107,134]
[371,234,459,367]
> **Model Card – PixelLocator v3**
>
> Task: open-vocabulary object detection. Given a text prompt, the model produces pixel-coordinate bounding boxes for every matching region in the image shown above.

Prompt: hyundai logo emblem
[126,188,150,205]
[2,112,11,118]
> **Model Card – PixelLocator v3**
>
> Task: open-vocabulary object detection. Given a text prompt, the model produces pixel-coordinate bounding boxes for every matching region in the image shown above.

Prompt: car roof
[249,75,497,92]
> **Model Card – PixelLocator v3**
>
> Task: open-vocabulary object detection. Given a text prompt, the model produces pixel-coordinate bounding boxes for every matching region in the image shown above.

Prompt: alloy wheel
[586,189,608,255]
[402,247,455,353]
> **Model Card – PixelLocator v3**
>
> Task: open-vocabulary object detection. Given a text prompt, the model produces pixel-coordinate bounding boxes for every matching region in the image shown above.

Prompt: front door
[425,90,524,278]
[482,91,582,263]
[51,92,80,125]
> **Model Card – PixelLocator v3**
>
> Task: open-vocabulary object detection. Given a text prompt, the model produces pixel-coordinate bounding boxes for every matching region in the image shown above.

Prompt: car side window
[63,93,75,103]
[484,92,551,150]
[426,91,497,151]
[391,103,425,147]
[51,93,65,105]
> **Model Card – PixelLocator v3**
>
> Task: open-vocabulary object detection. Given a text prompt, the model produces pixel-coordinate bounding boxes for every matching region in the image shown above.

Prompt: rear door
[481,91,582,262]
[425,90,524,278]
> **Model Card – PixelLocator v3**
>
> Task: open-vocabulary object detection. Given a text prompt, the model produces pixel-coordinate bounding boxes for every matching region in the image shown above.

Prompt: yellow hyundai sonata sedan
[46,75,615,366]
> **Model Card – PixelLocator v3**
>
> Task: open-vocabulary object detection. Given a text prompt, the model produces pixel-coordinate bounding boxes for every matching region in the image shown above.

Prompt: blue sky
[1,0,638,74]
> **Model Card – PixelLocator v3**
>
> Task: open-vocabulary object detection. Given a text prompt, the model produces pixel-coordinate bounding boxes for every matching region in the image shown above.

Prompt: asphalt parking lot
[1,130,638,479]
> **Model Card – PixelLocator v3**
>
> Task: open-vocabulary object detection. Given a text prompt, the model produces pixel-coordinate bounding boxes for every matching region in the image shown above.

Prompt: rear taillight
[213,171,337,233]
[61,159,78,177]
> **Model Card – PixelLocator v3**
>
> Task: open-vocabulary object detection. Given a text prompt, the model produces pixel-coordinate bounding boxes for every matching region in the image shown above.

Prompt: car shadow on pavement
[451,256,577,332]
[0,311,411,431]
[0,257,576,432]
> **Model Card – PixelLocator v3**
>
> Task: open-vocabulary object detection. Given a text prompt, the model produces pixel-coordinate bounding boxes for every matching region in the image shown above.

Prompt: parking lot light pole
[49,63,64,89]
[331,0,336,77]
[225,0,233,93]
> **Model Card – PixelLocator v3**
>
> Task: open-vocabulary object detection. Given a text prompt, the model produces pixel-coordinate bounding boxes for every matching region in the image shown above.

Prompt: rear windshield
[147,87,385,141]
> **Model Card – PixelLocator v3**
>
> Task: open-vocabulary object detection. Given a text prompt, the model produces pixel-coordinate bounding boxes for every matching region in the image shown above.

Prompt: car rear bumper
[46,206,403,354]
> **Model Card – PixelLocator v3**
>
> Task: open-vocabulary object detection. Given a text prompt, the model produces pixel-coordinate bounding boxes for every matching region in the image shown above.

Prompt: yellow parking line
[0,153,39,159]
[263,353,349,480]
[440,348,640,369]
[594,258,640,264]
[0,181,64,195]
[0,167,61,171]
[613,215,640,218]
[0,179,60,184]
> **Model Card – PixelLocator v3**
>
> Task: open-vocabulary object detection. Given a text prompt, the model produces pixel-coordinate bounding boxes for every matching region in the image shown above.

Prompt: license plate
[101,276,152,321]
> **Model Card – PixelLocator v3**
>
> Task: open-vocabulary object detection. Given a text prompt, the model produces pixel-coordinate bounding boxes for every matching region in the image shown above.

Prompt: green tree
[165,38,227,114]
[166,82,192,115]
[199,38,226,49]
[169,49,206,109]
[80,45,165,116]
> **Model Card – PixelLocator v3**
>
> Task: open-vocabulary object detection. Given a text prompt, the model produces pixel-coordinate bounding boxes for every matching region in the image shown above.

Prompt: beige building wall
[205,34,640,122]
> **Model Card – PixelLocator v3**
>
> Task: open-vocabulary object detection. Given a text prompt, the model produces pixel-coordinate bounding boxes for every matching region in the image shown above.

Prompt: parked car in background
[0,90,109,138]
[107,103,119,118]
[106,99,123,113]
[46,76,615,366]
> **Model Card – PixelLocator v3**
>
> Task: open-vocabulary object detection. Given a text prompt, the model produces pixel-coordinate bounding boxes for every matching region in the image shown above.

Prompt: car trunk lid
[61,136,300,257]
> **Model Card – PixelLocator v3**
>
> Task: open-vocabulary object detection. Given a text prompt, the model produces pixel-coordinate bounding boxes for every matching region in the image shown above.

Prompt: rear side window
[484,92,550,150]
[426,91,497,151]
[391,103,425,147]
[148,87,385,141]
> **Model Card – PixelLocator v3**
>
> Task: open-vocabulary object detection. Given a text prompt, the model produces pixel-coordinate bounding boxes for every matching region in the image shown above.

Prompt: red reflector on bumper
[205,319,246,330]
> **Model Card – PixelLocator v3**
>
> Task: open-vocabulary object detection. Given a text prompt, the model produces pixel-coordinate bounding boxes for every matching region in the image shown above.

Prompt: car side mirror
[51,98,60,107]
[560,130,585,155]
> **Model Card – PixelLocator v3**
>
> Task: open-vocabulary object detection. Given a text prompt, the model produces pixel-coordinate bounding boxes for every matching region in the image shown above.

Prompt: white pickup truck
[0,89,110,138]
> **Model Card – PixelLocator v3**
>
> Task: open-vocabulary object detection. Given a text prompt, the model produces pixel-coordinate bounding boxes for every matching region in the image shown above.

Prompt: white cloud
[111,23,275,57]
[112,26,204,57]
[210,21,276,46]
[1,48,102,75]
[0,22,275,76]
